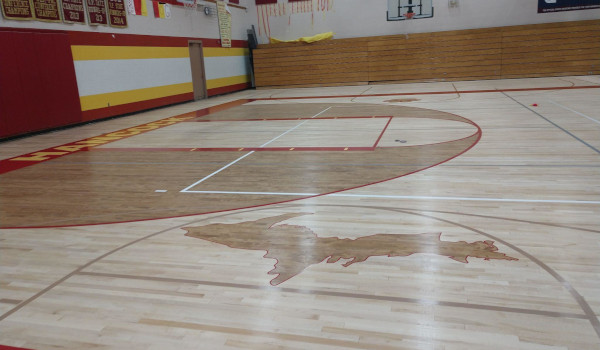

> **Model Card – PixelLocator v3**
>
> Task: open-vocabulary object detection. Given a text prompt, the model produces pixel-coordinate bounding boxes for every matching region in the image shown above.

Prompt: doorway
[188,41,207,100]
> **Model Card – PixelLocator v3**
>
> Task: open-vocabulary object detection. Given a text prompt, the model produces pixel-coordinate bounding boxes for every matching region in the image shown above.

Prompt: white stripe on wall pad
[204,55,249,81]
[74,58,193,97]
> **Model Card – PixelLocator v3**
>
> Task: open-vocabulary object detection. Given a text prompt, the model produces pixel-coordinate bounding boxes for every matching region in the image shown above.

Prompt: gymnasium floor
[1,76,599,349]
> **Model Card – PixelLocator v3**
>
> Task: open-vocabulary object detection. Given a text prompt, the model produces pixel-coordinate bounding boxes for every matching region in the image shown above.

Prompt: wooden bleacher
[252,20,600,88]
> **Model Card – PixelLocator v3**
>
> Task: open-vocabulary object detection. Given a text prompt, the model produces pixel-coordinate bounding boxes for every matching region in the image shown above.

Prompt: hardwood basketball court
[1,76,599,349]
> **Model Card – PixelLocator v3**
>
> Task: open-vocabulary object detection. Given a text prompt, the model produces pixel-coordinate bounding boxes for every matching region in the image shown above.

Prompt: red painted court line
[373,117,393,148]
[256,85,600,101]
[90,146,376,152]
[207,82,252,97]
[5,82,580,174]
[186,116,391,122]
[6,116,483,230]
[0,101,251,175]
[192,99,252,119]
[0,346,34,350]
[81,92,194,122]
[0,115,194,174]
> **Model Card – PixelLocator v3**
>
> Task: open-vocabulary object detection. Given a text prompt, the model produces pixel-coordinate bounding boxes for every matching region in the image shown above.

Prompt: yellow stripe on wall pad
[203,47,249,57]
[80,82,193,111]
[206,75,250,89]
[72,46,190,61]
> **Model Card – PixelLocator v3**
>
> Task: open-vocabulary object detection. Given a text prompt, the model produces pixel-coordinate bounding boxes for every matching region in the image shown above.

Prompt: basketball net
[180,0,197,14]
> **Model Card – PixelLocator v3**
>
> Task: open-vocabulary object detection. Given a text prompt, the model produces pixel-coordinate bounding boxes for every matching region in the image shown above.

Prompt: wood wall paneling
[368,29,502,83]
[500,21,600,77]
[252,20,600,88]
[253,40,369,87]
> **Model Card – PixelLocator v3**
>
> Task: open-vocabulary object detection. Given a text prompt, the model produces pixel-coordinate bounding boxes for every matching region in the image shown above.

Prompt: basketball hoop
[387,0,434,21]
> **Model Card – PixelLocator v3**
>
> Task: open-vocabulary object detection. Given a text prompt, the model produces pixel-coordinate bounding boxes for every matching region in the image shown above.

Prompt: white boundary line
[259,106,333,147]
[180,106,333,193]
[186,191,320,196]
[311,106,333,118]
[259,121,309,147]
[548,100,600,125]
[181,190,600,205]
[180,151,255,192]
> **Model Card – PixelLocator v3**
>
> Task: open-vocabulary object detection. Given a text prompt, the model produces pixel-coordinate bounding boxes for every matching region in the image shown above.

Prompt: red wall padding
[0,31,82,138]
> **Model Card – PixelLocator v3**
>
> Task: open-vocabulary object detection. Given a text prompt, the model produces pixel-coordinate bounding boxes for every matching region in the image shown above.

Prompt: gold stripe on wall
[203,47,249,57]
[206,75,250,89]
[71,46,190,61]
[80,82,193,111]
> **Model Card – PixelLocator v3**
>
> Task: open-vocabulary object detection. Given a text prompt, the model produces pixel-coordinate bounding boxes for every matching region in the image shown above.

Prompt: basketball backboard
[387,0,433,20]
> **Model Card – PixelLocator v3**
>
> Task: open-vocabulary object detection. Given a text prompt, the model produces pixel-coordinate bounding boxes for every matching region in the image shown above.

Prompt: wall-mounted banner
[289,0,311,14]
[538,0,600,12]
[107,0,126,26]
[62,0,86,23]
[86,0,108,24]
[216,0,232,47]
[152,1,170,18]
[32,0,61,21]
[126,0,146,15]
[1,0,34,20]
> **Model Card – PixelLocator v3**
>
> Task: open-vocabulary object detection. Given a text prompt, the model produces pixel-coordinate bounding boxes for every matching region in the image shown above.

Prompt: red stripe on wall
[67,31,248,48]
[195,38,249,48]
[0,28,248,49]
[0,346,35,350]
[81,92,194,121]
[207,82,252,97]
[0,27,66,34]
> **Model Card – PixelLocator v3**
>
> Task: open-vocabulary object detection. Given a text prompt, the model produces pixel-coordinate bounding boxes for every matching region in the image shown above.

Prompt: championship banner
[32,0,61,21]
[62,0,86,23]
[86,0,107,24]
[216,0,232,47]
[1,0,34,20]
[538,0,600,12]
[107,0,127,26]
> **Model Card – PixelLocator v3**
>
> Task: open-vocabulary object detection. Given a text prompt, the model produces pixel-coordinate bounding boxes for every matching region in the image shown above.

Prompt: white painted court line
[180,106,333,193]
[311,106,333,118]
[180,151,255,192]
[330,193,600,204]
[548,100,600,125]
[260,121,310,147]
[260,106,333,147]
[186,191,320,196]
[181,190,600,205]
